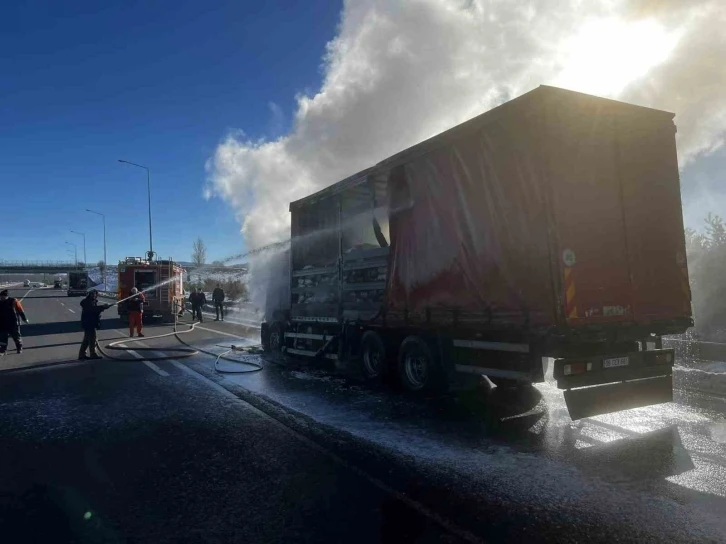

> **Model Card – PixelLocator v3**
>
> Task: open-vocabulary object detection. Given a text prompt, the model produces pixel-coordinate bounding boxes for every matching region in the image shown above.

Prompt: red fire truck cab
[117,257,185,323]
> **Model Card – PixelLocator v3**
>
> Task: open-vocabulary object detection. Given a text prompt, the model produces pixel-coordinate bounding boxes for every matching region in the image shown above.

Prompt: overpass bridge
[0,261,85,284]
[0,261,84,274]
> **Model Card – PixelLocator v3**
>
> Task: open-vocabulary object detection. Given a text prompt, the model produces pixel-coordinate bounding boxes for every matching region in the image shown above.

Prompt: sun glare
[555,18,680,97]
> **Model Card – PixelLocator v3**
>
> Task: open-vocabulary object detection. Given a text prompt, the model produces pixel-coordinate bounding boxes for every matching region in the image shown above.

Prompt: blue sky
[2,0,722,268]
[0,0,340,265]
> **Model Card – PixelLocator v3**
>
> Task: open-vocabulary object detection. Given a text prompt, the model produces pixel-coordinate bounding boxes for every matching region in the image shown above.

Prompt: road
[2,287,726,542]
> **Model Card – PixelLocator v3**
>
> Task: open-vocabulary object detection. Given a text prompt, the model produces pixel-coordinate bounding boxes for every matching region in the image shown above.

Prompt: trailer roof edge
[289,85,675,210]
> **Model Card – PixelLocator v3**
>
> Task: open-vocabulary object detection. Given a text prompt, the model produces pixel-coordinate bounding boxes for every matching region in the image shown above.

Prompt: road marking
[193,324,248,339]
[169,360,483,544]
[116,342,169,377]
[60,302,65,306]
[19,289,33,301]
[67,308,76,314]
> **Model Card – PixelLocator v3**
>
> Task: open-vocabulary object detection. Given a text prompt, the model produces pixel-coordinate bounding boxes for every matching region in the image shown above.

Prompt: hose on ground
[96,313,263,374]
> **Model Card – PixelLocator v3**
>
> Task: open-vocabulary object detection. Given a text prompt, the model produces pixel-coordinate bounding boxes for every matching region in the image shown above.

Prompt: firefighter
[0,289,28,356]
[79,290,111,360]
[189,288,206,322]
[212,283,225,321]
[127,287,146,337]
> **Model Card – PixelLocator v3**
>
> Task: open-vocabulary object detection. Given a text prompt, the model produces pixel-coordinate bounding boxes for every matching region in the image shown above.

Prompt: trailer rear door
[548,101,634,325]
[617,113,690,322]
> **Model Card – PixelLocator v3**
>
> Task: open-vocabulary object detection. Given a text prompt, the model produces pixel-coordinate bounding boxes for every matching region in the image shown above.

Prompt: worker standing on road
[212,284,225,321]
[189,288,206,322]
[79,290,111,360]
[0,289,28,356]
[127,287,146,338]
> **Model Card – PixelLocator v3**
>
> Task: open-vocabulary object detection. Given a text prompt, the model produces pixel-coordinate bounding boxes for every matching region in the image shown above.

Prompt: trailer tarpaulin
[386,117,555,327]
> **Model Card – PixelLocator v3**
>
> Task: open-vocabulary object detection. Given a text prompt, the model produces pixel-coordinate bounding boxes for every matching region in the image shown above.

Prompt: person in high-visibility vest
[126,287,146,337]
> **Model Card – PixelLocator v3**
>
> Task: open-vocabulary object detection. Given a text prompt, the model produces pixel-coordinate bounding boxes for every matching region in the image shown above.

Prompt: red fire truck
[117,257,185,323]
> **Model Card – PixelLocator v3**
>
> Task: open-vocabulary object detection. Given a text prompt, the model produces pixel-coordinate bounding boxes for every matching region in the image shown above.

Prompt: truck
[67,271,89,296]
[117,257,185,323]
[261,85,693,420]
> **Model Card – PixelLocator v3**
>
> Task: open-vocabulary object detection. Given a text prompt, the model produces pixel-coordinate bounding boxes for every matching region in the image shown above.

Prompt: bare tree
[192,237,207,266]
[97,260,106,273]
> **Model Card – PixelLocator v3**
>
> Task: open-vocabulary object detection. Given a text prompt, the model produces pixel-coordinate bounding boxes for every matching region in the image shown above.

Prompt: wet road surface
[2,287,726,542]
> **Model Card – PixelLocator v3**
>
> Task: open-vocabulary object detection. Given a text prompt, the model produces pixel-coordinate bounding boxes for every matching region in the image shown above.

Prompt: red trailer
[117,257,185,323]
[261,86,693,419]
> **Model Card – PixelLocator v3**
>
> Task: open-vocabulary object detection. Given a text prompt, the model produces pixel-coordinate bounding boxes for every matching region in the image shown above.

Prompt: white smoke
[206,0,726,311]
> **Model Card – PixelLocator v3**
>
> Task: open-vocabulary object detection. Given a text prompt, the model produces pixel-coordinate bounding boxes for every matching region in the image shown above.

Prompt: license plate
[603,356,629,369]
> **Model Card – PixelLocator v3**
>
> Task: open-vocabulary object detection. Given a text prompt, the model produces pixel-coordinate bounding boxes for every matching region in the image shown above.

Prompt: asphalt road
[2,287,726,542]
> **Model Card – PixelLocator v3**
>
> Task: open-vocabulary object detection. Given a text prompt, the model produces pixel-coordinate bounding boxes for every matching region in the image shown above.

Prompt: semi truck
[117,257,184,323]
[67,271,89,296]
[261,85,693,420]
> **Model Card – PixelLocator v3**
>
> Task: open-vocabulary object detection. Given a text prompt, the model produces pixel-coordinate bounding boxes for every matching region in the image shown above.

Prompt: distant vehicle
[30,281,45,288]
[23,280,30,287]
[67,271,89,297]
[54,279,63,289]
[262,86,693,421]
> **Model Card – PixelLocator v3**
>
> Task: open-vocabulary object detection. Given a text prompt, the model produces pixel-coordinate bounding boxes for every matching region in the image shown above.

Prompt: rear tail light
[653,352,673,364]
[564,362,593,376]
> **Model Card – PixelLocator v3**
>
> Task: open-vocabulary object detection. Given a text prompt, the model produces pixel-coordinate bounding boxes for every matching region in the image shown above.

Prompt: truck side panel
[386,113,555,328]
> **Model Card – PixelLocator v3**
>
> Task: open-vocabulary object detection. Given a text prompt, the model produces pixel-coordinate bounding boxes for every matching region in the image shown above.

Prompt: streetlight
[118,159,153,260]
[65,242,77,266]
[86,209,107,287]
[71,230,86,267]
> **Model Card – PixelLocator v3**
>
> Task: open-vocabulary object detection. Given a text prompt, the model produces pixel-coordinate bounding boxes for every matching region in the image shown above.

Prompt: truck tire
[268,322,284,355]
[360,330,387,381]
[398,335,446,393]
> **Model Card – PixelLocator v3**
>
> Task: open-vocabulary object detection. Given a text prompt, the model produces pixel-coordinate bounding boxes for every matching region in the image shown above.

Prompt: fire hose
[95,308,263,374]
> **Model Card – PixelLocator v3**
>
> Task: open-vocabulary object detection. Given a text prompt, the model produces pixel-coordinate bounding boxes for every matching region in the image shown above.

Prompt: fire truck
[117,257,185,323]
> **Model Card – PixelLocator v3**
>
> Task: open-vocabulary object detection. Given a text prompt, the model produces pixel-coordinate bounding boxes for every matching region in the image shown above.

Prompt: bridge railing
[0,260,81,267]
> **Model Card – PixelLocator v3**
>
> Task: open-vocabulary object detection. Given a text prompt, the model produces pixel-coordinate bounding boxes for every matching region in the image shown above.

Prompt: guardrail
[665,337,726,364]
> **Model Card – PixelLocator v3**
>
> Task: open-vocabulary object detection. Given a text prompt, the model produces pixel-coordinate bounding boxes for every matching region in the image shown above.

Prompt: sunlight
[555,18,680,97]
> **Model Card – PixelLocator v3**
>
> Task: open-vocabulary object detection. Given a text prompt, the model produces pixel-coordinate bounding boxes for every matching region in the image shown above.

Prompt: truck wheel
[268,322,284,355]
[360,330,387,381]
[398,335,446,393]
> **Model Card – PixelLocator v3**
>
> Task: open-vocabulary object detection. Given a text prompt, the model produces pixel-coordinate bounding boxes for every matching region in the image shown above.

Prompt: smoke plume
[206,0,726,311]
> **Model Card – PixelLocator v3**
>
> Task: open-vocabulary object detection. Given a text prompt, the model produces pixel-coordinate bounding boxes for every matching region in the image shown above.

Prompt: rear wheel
[398,335,446,393]
[360,330,387,381]
[268,322,283,355]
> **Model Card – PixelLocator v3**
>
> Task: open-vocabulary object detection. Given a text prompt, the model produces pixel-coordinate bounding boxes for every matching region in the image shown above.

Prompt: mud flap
[564,375,673,420]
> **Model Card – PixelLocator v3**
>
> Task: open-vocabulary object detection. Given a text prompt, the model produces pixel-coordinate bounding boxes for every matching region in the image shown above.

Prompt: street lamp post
[71,230,86,267]
[118,159,153,260]
[86,209,107,287]
[65,242,77,266]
